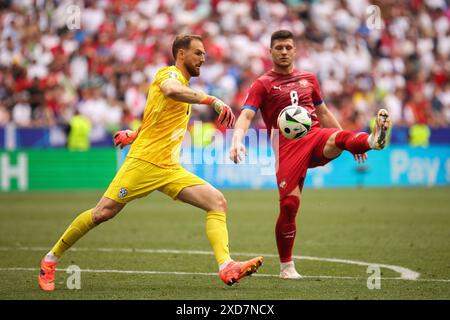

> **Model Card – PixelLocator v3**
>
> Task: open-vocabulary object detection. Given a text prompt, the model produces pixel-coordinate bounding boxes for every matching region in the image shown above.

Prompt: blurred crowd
[0,0,449,135]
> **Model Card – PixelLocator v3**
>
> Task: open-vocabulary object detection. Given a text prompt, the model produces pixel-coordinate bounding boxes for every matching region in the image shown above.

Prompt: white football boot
[368,109,391,150]
[280,261,303,280]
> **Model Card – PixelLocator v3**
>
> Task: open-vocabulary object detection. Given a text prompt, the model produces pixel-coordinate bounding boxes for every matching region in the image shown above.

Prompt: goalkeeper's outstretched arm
[161,79,235,128]
[160,79,207,104]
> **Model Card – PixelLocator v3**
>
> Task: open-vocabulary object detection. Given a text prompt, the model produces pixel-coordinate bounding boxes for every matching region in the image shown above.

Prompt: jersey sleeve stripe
[242,105,258,112]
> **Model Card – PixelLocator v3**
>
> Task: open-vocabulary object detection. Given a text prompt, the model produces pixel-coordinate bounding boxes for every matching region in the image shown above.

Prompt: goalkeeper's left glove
[200,95,236,128]
[113,130,138,149]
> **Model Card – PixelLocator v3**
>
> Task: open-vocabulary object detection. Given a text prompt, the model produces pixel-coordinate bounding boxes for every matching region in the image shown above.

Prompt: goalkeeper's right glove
[200,95,236,128]
[113,130,138,149]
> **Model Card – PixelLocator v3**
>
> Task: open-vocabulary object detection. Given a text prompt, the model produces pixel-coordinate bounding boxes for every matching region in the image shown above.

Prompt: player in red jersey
[230,30,391,279]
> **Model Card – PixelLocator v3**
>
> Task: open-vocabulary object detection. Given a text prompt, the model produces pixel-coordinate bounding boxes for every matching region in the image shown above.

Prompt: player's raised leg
[177,184,263,286]
[323,109,391,159]
[38,197,125,291]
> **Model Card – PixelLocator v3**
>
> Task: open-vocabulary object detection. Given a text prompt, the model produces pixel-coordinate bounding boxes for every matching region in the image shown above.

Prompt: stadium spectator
[67,110,91,151]
[12,91,32,127]
[0,0,449,139]
[409,123,431,147]
[0,102,10,125]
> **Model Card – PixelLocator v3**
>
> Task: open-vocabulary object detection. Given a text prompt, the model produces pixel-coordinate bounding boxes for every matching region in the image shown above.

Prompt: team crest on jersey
[279,180,287,189]
[299,79,309,87]
[118,187,128,199]
[168,72,178,79]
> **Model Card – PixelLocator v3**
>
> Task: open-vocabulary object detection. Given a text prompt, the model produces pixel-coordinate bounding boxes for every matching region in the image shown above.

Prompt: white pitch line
[2,267,450,283]
[0,246,420,280]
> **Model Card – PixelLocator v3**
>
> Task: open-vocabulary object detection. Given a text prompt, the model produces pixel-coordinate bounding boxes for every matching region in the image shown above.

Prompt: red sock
[276,196,300,263]
[335,130,371,154]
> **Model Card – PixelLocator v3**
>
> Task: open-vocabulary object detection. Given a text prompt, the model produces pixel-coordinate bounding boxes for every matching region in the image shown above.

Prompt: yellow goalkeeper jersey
[128,66,191,168]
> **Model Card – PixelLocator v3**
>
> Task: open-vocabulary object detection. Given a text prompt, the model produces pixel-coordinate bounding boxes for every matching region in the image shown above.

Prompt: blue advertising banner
[303,146,450,188]
[177,145,450,189]
[1,145,448,191]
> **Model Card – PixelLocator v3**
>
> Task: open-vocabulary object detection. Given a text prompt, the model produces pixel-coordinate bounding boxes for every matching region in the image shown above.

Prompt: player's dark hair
[172,34,203,60]
[270,30,294,48]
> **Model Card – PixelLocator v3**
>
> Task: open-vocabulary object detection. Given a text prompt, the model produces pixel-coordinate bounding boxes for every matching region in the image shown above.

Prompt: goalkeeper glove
[200,95,236,128]
[113,130,138,149]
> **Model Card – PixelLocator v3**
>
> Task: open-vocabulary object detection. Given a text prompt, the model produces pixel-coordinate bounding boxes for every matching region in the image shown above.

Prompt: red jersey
[243,69,323,137]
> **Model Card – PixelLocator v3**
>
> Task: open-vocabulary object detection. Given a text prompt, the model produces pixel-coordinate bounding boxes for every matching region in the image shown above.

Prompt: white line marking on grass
[0,246,420,280]
[2,267,450,283]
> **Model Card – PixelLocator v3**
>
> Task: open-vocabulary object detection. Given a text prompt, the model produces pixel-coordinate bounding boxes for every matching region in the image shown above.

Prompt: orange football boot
[218,256,263,286]
[38,258,57,291]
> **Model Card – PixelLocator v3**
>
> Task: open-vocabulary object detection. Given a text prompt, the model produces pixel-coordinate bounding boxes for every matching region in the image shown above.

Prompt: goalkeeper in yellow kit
[38,35,263,291]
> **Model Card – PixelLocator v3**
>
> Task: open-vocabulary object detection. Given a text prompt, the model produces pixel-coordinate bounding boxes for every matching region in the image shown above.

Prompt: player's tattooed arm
[160,79,206,104]
[160,79,235,128]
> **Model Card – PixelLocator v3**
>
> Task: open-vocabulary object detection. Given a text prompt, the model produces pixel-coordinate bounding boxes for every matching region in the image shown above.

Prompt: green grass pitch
[0,187,449,299]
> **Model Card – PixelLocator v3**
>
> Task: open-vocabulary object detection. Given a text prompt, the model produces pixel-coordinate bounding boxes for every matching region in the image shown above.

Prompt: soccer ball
[277,105,312,139]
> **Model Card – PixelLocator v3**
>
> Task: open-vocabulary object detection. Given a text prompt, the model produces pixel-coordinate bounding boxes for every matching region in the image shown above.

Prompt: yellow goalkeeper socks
[206,211,232,267]
[49,209,96,258]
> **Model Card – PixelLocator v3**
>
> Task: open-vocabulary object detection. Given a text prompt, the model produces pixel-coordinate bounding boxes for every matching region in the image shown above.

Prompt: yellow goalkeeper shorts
[104,156,207,203]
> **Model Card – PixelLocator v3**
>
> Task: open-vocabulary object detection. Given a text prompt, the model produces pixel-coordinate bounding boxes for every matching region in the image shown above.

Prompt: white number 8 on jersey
[290,90,299,106]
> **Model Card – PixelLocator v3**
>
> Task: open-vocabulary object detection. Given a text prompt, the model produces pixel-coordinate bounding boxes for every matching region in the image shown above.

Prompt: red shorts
[275,127,340,199]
